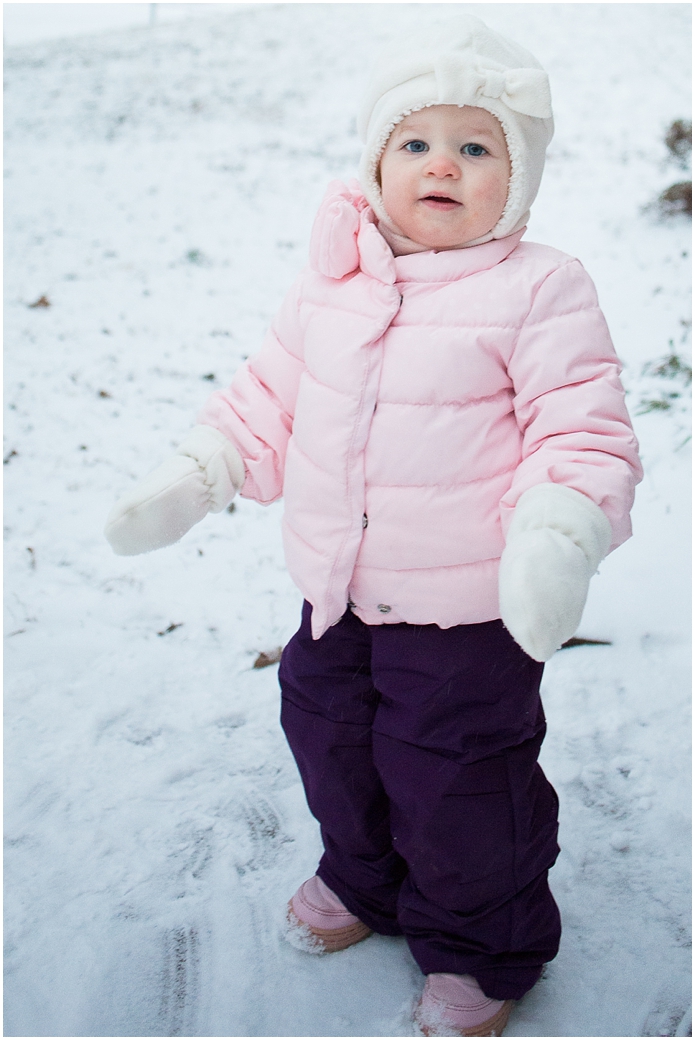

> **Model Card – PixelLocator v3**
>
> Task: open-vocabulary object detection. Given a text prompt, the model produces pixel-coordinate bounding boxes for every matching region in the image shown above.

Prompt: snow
[4,4,691,1036]
[2,4,238,47]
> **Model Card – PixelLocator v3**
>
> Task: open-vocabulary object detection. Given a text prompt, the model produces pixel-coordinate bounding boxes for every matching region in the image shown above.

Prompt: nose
[423,149,460,179]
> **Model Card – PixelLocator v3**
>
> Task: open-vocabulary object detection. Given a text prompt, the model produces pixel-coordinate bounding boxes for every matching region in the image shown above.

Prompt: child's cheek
[470,169,510,222]
[382,167,414,211]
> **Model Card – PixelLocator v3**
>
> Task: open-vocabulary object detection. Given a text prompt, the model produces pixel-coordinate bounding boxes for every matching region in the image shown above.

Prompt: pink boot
[286,875,372,953]
[416,973,513,1037]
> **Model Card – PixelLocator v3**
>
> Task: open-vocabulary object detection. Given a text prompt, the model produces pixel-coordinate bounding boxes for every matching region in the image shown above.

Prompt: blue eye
[462,143,487,157]
[404,140,428,153]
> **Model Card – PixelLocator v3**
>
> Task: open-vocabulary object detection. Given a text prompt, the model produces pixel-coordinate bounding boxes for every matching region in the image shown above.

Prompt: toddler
[105,17,642,1036]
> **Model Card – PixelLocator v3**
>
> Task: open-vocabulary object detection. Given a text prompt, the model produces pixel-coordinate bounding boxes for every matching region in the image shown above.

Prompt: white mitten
[499,483,612,662]
[105,425,245,556]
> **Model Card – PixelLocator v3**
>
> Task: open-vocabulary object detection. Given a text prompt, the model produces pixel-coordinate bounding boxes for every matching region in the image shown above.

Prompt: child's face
[379,105,511,248]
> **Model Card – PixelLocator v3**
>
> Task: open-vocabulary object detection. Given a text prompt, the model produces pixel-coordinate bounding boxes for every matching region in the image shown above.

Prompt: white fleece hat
[358,16,554,243]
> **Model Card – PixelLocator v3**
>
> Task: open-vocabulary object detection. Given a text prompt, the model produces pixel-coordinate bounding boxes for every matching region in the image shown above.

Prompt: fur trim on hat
[358,16,554,246]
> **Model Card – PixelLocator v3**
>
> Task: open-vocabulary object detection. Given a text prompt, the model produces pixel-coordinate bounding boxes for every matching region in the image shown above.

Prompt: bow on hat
[433,51,552,119]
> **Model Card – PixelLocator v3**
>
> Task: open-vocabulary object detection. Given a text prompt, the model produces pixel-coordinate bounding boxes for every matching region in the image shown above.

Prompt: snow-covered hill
[4,5,691,1036]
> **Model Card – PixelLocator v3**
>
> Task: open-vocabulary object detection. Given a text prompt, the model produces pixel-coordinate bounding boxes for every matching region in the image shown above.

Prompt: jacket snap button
[362,514,368,528]
[377,604,391,614]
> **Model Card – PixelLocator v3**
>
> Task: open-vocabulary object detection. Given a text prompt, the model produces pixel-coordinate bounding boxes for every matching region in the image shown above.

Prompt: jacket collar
[309,180,524,286]
[393,230,524,283]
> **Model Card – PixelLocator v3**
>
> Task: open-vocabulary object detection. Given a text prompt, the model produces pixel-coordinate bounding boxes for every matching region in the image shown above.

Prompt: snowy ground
[2,4,237,48]
[4,4,691,1037]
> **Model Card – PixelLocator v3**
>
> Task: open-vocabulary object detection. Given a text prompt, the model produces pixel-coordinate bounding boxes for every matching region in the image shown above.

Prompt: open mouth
[420,194,461,209]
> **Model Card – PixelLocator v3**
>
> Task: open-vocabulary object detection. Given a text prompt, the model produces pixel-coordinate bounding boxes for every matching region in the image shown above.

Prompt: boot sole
[286,904,372,953]
[419,998,513,1037]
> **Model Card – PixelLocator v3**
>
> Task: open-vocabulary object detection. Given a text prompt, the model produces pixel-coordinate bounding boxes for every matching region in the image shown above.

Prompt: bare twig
[560,637,612,650]
[157,622,183,636]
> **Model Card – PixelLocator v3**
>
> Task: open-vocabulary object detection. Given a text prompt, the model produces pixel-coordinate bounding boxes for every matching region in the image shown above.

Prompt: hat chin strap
[363,171,526,256]
[376,214,444,257]
[375,212,492,256]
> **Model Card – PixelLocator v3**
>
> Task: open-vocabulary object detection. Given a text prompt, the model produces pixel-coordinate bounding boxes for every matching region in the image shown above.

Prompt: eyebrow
[392,120,501,140]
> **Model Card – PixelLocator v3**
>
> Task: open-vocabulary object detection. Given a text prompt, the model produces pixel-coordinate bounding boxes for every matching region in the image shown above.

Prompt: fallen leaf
[658,181,692,216]
[3,450,18,465]
[98,389,112,398]
[28,295,51,309]
[253,647,283,669]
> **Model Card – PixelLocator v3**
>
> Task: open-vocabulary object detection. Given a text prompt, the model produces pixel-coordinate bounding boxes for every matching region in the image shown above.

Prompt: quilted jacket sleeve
[500,259,643,550]
[196,275,306,505]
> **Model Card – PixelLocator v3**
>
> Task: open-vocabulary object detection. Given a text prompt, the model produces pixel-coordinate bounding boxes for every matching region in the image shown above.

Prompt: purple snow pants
[279,602,561,1001]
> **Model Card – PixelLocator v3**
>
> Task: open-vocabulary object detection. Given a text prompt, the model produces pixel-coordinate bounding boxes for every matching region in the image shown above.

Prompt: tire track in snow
[159,925,200,1037]
[153,827,215,1035]
[640,985,692,1037]
[232,786,292,1035]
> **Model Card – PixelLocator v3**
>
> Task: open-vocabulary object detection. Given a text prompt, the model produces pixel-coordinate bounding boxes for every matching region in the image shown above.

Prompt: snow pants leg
[279,602,561,1001]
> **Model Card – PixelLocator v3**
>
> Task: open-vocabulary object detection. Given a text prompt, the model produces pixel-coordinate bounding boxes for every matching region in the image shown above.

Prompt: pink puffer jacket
[199,182,642,638]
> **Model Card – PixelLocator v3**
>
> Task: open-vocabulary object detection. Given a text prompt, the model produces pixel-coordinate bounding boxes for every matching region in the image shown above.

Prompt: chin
[409,227,457,249]
[433,225,493,248]
[424,234,470,250]
[413,221,476,249]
